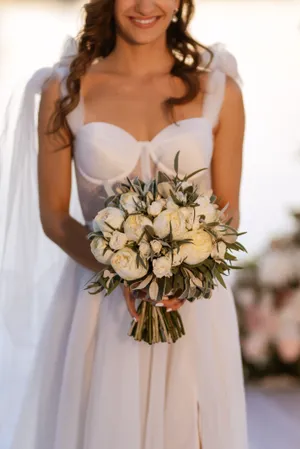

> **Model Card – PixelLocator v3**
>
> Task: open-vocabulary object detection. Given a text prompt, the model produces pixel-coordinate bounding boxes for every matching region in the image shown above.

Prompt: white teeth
[132,17,157,25]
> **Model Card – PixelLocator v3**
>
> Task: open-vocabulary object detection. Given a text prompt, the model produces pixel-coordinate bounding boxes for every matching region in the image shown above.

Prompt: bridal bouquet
[87,152,246,344]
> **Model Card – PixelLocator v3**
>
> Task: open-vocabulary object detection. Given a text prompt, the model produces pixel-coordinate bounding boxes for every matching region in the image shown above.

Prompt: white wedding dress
[7,42,248,449]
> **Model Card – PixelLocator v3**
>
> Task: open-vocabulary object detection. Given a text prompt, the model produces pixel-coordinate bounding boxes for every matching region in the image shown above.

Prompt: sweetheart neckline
[75,117,212,143]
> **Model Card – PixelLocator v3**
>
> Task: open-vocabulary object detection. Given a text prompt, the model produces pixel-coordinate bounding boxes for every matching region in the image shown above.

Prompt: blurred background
[0,0,300,448]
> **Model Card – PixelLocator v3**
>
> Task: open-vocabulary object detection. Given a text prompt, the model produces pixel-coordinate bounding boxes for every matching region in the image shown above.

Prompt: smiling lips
[130,16,161,29]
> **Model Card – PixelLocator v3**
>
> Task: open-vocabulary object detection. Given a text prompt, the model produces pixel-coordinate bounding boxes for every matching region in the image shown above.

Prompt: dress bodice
[55,43,240,224]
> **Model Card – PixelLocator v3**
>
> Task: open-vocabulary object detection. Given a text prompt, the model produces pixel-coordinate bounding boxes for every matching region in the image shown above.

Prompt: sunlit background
[1,1,300,448]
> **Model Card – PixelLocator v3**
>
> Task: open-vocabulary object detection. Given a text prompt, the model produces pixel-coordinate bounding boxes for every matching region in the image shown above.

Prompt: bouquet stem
[128,301,186,344]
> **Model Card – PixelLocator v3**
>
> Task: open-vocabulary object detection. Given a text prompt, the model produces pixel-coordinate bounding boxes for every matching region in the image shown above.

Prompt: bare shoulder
[223,76,244,112]
[40,75,62,113]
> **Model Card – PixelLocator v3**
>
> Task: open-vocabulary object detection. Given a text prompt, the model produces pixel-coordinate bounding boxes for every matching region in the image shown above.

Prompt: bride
[2,0,248,448]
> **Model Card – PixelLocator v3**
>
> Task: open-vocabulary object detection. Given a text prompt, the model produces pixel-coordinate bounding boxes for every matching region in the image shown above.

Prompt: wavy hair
[50,0,213,138]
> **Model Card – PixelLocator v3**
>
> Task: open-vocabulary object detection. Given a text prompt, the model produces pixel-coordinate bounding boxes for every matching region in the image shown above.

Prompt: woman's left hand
[155,296,186,312]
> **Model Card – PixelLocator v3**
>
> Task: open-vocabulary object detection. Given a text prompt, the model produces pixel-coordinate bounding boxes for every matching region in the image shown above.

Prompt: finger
[155,298,184,311]
[124,287,139,321]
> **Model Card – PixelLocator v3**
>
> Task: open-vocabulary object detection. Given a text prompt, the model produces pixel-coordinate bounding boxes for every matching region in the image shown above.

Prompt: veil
[0,35,82,446]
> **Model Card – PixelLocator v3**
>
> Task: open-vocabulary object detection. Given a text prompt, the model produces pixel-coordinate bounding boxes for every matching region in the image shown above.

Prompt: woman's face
[114,0,180,45]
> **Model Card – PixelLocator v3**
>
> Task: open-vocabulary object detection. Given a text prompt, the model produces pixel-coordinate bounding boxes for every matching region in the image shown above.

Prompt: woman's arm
[211,77,245,230]
[38,77,102,273]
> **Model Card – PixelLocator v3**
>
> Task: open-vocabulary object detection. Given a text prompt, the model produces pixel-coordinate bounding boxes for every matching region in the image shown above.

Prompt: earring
[172,9,179,23]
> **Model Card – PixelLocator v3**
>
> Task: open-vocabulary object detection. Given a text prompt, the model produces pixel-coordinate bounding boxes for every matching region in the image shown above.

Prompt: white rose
[147,201,163,217]
[179,230,213,265]
[146,191,154,206]
[93,207,124,233]
[176,191,187,203]
[195,195,218,224]
[111,248,148,281]
[153,210,186,240]
[150,240,162,254]
[120,192,141,214]
[181,181,193,190]
[90,237,114,264]
[166,197,179,211]
[109,231,128,250]
[124,214,152,242]
[153,256,173,278]
[211,241,227,263]
[215,225,237,244]
[157,182,174,198]
[139,241,151,259]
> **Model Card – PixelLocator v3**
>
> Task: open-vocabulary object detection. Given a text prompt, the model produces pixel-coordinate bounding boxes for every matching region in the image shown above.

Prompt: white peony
[153,256,173,278]
[123,214,152,242]
[93,207,124,233]
[179,230,213,265]
[211,241,227,263]
[166,197,179,211]
[111,248,148,281]
[195,195,218,224]
[120,192,141,214]
[150,240,162,254]
[153,210,186,240]
[90,237,114,264]
[139,241,151,259]
[147,201,163,217]
[109,231,128,250]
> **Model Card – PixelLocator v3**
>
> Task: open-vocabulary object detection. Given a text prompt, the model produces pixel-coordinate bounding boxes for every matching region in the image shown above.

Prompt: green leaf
[185,167,207,180]
[144,225,156,239]
[214,269,227,288]
[174,151,180,174]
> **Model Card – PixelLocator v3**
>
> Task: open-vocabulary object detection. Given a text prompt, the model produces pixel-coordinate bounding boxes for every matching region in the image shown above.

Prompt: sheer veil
[0,36,81,446]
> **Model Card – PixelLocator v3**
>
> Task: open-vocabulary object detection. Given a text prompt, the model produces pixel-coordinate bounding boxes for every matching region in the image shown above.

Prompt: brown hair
[51,0,213,138]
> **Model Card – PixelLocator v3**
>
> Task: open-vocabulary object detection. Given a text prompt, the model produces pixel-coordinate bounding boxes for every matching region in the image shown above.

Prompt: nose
[135,0,156,16]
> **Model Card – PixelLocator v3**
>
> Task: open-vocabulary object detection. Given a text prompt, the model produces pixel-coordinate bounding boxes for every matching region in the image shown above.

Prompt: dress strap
[201,43,242,128]
[202,70,227,128]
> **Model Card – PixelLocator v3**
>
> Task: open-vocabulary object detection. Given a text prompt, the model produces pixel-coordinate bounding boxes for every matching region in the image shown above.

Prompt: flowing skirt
[11,259,248,449]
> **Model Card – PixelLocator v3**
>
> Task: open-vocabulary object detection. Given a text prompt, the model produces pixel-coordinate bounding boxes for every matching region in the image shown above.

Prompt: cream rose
[120,192,141,214]
[153,210,186,240]
[179,229,213,265]
[157,182,174,198]
[109,231,128,250]
[111,248,148,281]
[139,241,151,259]
[93,207,124,233]
[150,240,162,254]
[153,256,173,278]
[90,237,114,264]
[147,201,163,217]
[211,241,227,262]
[123,214,152,242]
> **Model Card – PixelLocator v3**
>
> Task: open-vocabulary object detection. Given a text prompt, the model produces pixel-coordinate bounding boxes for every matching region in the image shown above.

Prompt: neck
[108,35,174,77]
